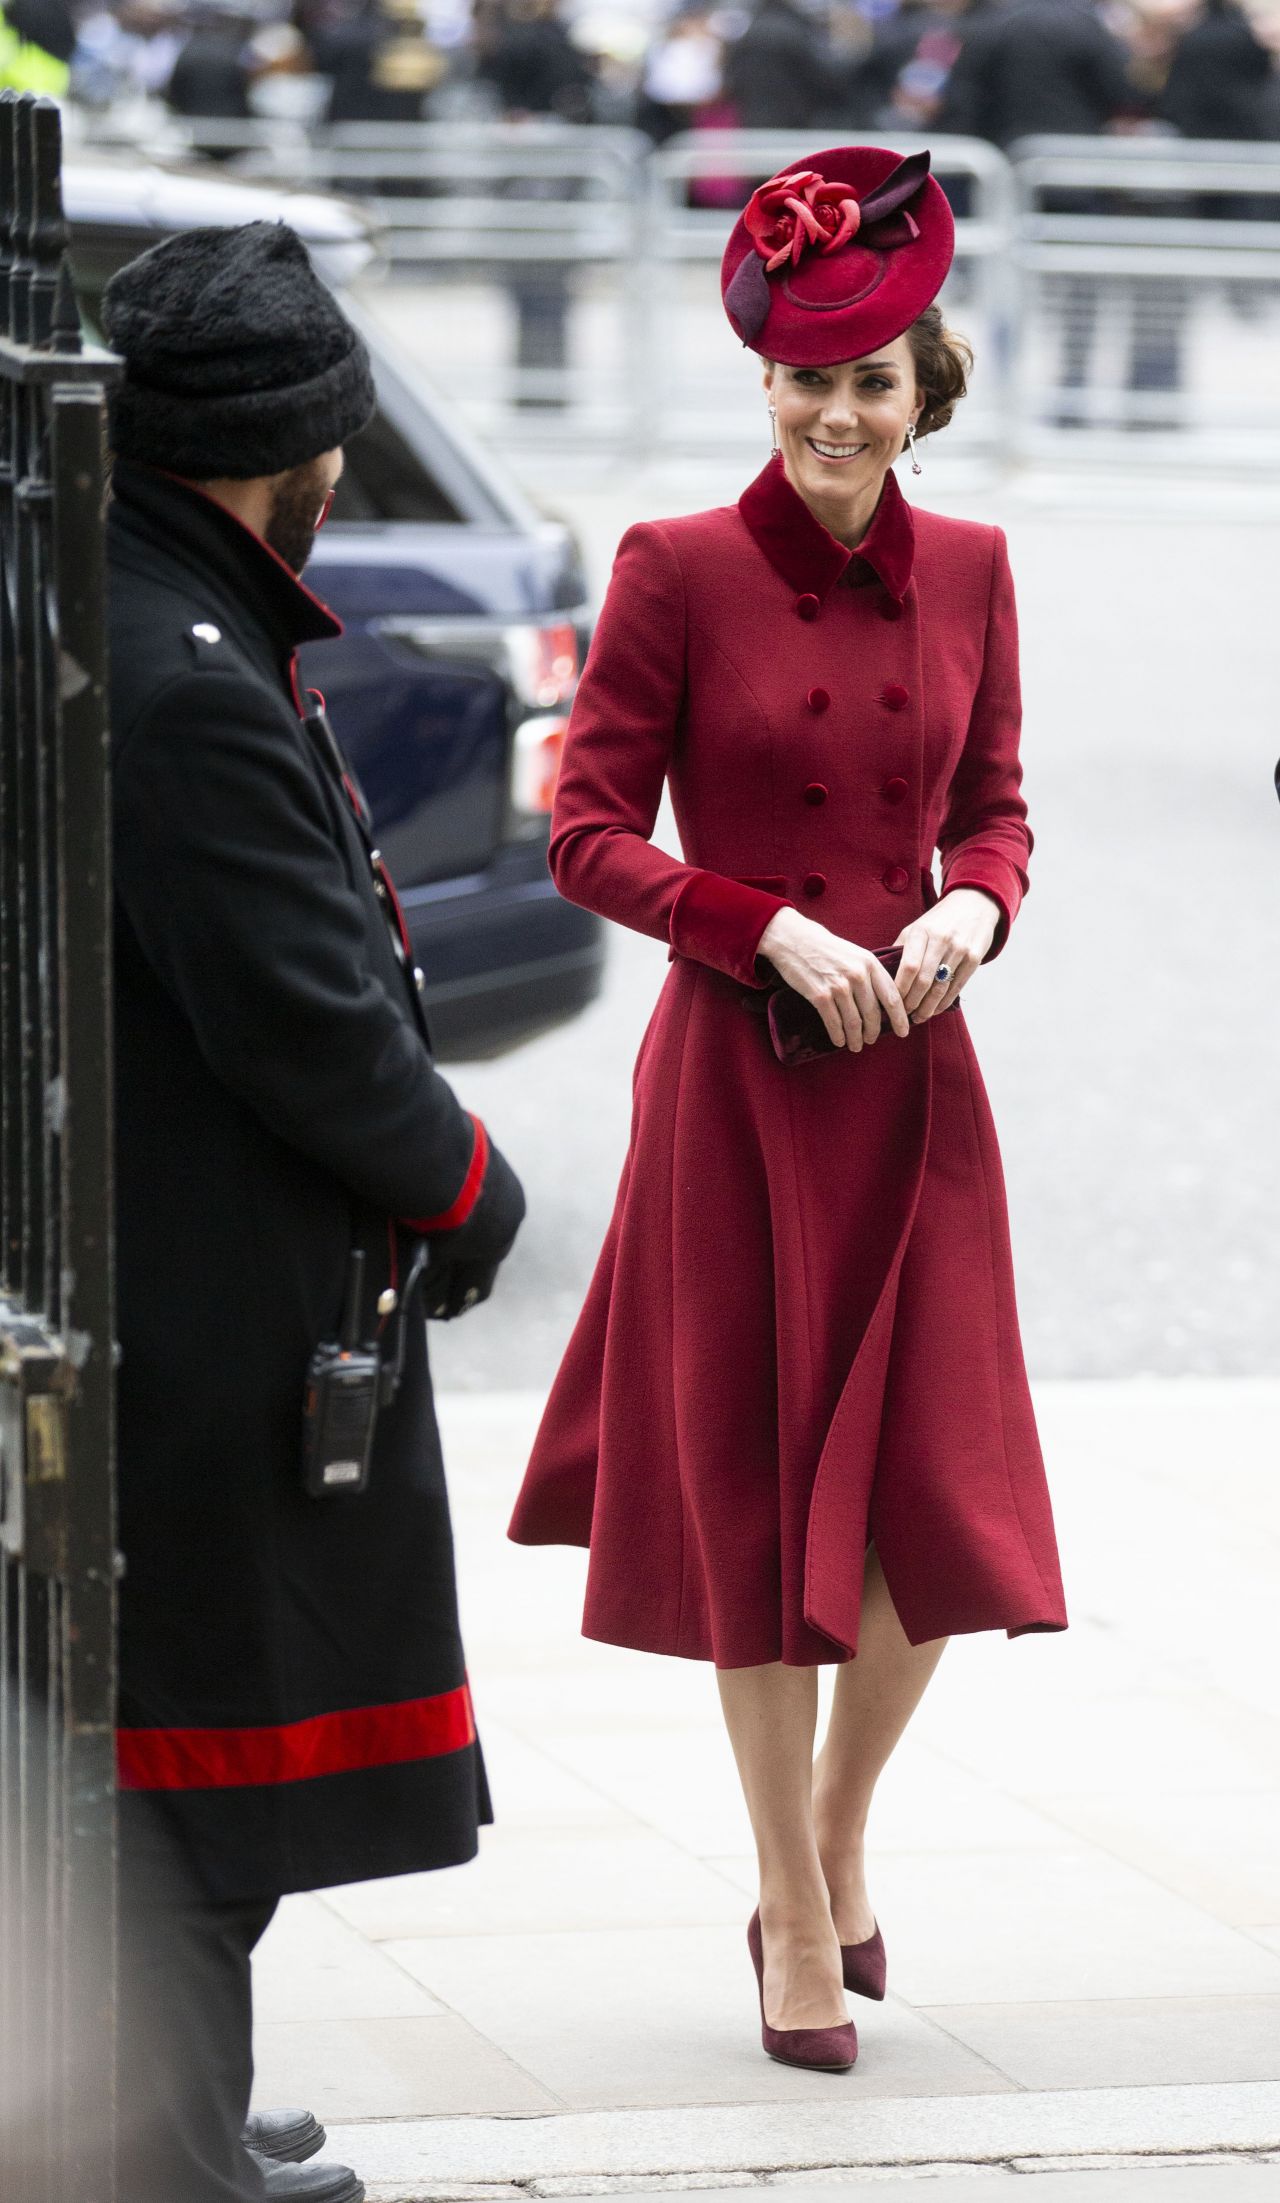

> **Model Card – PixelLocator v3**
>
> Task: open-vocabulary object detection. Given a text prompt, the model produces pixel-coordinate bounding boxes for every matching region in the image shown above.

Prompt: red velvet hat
[720,145,954,366]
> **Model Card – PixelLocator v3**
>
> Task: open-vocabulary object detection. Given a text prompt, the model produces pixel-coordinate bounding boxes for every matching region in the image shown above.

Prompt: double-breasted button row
[760,863,912,896]
[792,588,904,621]
[796,761,910,828]
[800,778,905,808]
[790,862,914,897]
[799,682,909,717]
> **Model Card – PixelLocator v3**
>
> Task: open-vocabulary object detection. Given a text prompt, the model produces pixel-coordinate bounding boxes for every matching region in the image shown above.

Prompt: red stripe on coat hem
[116,1682,477,1792]
[403,1115,489,1233]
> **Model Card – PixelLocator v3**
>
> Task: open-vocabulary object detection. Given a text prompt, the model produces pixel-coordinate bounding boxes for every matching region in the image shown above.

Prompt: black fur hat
[102,221,377,480]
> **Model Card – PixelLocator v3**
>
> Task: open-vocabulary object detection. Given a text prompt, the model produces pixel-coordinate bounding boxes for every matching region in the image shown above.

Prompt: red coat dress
[508,457,1068,1667]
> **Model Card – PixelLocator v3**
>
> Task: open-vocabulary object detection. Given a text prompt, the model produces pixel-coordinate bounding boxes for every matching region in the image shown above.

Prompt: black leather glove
[423,1139,525,1320]
[425,1256,503,1322]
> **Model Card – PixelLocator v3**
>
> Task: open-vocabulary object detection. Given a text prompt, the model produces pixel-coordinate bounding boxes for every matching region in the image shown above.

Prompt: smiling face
[764,335,923,541]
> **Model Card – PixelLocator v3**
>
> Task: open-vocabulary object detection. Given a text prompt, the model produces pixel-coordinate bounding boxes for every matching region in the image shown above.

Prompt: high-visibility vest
[0,21,71,96]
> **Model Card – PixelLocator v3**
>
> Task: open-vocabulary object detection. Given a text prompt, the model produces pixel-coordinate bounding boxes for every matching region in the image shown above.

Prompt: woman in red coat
[509,146,1068,2072]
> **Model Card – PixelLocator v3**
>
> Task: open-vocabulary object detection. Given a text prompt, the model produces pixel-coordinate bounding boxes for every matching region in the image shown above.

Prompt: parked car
[66,156,605,1059]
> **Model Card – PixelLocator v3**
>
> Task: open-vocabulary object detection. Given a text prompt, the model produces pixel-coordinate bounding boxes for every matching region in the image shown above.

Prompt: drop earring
[905,418,923,475]
[769,404,779,456]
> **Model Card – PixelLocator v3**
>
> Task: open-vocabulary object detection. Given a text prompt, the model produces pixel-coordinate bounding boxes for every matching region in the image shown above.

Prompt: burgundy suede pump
[839,1923,887,2001]
[746,1911,858,2073]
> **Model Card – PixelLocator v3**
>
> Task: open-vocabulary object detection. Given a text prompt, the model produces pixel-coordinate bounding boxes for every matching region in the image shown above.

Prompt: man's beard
[264,457,332,575]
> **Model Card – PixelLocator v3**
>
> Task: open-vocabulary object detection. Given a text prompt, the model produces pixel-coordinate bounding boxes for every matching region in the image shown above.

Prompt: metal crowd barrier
[65,111,1280,467]
[238,120,649,431]
[1010,133,1280,462]
[232,120,650,262]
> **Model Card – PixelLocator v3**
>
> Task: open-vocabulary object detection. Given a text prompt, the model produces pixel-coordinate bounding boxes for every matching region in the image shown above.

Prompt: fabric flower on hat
[721,146,952,361]
[743,170,862,273]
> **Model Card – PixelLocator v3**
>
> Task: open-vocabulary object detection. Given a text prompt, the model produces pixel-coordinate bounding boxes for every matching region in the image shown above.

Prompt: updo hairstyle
[907,304,972,438]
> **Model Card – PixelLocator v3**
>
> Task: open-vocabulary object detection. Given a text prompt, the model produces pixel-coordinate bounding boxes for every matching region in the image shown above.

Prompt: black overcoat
[108,462,507,1902]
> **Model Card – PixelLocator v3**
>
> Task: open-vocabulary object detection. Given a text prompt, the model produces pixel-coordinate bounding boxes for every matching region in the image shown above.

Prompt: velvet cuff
[939,855,1023,962]
[669,870,789,989]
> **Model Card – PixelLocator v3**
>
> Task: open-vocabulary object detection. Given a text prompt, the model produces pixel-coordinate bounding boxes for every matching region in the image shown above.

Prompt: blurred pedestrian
[722,0,835,130]
[71,0,182,106]
[103,219,525,2203]
[474,0,593,408]
[1159,0,1277,140]
[847,0,972,133]
[165,8,253,121]
[510,142,1068,2071]
[0,0,74,93]
[636,3,725,143]
[939,0,1135,142]
[313,0,446,124]
[473,0,593,121]
[940,0,1162,423]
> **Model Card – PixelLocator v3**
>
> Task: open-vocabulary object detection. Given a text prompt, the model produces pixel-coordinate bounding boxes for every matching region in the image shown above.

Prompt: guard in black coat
[103,221,526,2203]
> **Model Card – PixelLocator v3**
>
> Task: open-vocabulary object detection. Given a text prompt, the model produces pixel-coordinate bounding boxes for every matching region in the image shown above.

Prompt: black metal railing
[0,89,118,2203]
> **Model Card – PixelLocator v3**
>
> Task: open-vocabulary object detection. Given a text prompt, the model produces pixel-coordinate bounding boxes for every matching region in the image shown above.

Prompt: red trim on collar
[153,467,344,638]
[116,1682,477,1791]
[737,457,915,605]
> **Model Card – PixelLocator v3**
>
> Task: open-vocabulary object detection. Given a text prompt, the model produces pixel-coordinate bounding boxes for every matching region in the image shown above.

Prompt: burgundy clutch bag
[765,945,959,1066]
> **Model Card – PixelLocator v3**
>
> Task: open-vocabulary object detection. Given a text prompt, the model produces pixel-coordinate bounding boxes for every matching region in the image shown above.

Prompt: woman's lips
[806,438,869,465]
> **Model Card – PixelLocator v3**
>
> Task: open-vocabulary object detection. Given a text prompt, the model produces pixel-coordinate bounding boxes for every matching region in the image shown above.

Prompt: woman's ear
[762,359,776,399]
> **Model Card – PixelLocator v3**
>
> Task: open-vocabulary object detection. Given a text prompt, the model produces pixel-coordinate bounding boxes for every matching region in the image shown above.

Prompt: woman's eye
[861,378,892,392]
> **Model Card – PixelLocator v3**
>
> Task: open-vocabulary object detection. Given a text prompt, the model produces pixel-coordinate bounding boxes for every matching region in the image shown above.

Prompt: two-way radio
[301,1251,381,1498]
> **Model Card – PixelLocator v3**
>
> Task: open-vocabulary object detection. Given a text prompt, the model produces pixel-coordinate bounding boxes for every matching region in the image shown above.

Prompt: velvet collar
[737,455,915,605]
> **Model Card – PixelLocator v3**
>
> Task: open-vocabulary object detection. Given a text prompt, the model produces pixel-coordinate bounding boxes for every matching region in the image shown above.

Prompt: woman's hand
[756,907,911,1052]
[893,888,1000,1021]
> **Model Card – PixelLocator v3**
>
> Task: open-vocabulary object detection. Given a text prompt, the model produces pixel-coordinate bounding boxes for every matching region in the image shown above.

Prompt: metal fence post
[0,87,119,2203]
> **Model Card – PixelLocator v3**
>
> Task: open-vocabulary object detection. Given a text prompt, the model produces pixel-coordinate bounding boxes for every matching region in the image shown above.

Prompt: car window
[330,409,461,526]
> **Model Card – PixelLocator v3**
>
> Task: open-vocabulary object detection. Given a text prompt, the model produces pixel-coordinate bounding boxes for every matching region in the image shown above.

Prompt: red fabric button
[880,682,910,711]
[804,782,828,806]
[807,686,830,713]
[879,599,903,622]
[802,872,827,898]
[882,864,911,894]
[795,593,820,622]
[881,776,909,804]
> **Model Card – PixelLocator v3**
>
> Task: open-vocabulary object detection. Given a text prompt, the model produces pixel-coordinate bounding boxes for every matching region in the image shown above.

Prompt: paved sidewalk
[251,1380,1280,2195]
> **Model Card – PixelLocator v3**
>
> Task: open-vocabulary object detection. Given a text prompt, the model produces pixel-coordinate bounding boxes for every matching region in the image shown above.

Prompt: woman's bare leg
[812,1543,949,1943]
[717,1663,847,2030]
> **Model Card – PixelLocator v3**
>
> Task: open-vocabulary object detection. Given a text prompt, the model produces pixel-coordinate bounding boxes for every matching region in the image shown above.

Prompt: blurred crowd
[2,0,1279,146]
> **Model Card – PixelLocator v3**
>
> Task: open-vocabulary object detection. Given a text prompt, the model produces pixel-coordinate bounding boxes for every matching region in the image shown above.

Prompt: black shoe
[258,2161,364,2203]
[243,2108,326,2164]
